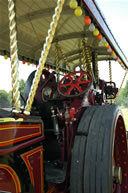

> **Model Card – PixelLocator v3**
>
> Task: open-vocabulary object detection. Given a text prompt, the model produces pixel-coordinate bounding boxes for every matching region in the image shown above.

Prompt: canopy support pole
[8,0,21,113]
[24,0,65,116]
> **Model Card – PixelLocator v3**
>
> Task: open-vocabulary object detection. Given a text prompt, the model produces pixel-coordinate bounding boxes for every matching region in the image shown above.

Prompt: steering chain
[82,39,87,72]
[55,42,60,82]
[109,60,112,82]
[95,53,99,83]
[82,39,96,83]
[57,43,72,72]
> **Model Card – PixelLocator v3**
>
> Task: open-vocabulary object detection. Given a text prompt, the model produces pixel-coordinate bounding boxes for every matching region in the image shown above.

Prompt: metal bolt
[65,121,68,125]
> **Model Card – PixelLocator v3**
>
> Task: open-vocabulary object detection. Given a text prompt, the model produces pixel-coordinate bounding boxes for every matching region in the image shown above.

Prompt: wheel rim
[113,115,128,193]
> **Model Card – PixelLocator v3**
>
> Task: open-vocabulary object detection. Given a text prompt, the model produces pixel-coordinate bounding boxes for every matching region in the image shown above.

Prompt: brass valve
[113,166,122,184]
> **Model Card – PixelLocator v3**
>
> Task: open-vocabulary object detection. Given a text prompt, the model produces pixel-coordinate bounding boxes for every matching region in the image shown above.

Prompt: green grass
[120,107,128,130]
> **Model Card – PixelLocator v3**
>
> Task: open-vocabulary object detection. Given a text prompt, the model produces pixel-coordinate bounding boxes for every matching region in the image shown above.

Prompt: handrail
[0,136,45,156]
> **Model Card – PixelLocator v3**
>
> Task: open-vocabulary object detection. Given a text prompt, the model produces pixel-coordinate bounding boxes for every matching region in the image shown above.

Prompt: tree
[0,80,25,108]
[8,79,25,107]
[116,80,128,107]
[8,90,12,107]
[0,90,11,108]
[19,79,25,96]
[19,79,25,106]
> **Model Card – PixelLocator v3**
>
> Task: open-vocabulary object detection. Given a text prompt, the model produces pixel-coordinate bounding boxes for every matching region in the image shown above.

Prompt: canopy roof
[0,0,128,71]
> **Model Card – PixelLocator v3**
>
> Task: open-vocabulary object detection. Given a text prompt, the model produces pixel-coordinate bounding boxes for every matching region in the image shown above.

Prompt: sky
[97,0,128,56]
[97,0,128,88]
[0,0,128,91]
[0,56,36,91]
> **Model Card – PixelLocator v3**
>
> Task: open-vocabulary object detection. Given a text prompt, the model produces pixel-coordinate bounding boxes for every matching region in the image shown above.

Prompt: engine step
[44,160,67,184]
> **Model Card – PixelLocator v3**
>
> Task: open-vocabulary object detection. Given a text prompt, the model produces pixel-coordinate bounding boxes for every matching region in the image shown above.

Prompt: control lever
[51,107,60,140]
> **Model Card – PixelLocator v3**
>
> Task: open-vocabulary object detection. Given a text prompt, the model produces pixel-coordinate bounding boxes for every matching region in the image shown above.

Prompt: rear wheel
[70,104,128,193]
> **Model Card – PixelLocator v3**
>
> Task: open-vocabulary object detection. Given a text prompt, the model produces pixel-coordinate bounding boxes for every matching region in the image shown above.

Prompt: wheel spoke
[75,84,83,93]
[68,75,73,82]
[76,72,85,81]
[78,80,91,85]
[67,85,74,94]
[60,83,72,88]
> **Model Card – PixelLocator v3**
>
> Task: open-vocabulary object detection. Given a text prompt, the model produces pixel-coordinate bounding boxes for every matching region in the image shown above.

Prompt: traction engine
[0,68,127,193]
[0,0,128,193]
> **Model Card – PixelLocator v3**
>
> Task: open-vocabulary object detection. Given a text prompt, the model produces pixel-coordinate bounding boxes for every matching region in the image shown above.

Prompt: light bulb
[104,41,109,47]
[93,28,99,36]
[4,55,8,59]
[74,6,82,16]
[112,52,116,57]
[27,62,31,66]
[97,33,102,40]
[69,0,78,9]
[89,23,95,31]
[110,50,114,55]
[113,55,117,59]
[100,37,106,44]
[22,60,26,64]
[84,16,91,25]
[107,48,112,53]
[106,45,110,50]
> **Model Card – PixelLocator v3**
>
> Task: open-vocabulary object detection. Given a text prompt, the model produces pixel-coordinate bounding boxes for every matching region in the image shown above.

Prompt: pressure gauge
[42,87,52,97]
[42,87,52,102]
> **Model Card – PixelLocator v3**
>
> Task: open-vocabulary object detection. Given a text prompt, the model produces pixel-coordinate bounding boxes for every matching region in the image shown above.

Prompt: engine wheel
[70,104,128,193]
[70,106,97,193]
